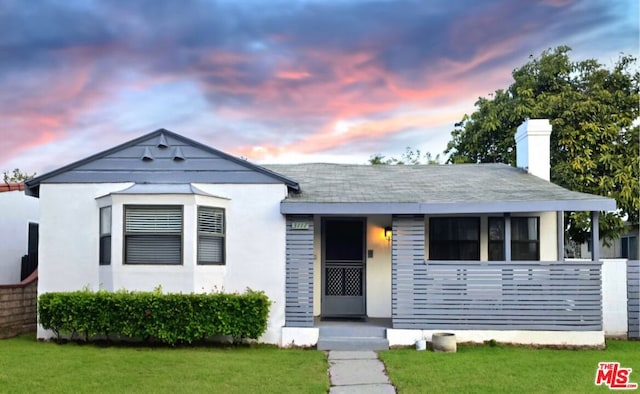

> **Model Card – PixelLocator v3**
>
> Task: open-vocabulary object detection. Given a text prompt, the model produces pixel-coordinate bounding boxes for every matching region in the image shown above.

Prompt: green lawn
[0,335,329,393]
[379,340,640,393]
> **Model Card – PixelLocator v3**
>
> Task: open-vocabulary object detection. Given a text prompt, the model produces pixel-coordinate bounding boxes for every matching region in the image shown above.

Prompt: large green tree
[446,46,639,244]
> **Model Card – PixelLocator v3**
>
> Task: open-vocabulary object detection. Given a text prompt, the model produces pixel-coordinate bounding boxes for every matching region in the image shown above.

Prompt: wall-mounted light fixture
[384,226,392,241]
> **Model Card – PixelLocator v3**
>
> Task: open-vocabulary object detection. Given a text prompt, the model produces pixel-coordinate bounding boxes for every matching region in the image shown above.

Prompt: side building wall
[0,190,39,284]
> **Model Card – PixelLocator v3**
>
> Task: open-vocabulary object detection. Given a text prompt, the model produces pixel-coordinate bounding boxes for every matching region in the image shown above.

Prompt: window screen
[124,206,182,265]
[198,207,225,265]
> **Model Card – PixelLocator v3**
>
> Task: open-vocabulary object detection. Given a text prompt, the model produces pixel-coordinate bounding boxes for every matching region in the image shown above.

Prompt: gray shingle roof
[264,163,616,214]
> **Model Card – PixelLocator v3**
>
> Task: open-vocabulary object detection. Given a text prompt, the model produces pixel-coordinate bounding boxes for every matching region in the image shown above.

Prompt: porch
[282,214,605,347]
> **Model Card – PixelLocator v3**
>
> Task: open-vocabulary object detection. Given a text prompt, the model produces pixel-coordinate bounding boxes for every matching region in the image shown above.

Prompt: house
[577,222,639,260]
[0,183,38,285]
[26,119,615,347]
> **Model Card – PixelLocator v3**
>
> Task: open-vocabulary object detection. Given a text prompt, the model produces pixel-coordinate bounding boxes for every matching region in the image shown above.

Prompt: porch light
[384,226,392,241]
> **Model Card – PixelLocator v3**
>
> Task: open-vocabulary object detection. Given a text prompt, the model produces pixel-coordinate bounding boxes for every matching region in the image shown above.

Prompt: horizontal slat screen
[285,215,314,327]
[125,206,182,233]
[628,260,639,339]
[392,259,603,331]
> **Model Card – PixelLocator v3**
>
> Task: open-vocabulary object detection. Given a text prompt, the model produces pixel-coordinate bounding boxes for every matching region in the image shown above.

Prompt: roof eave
[279,198,617,215]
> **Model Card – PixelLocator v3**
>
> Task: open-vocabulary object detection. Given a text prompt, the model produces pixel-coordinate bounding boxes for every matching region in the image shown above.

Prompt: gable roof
[25,129,299,197]
[264,163,616,214]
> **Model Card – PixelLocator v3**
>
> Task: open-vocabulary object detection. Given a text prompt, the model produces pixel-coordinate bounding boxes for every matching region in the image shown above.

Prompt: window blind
[198,207,224,264]
[125,206,182,264]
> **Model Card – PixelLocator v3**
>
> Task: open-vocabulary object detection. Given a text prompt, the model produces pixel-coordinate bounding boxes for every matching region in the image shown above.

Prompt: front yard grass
[379,339,640,393]
[0,334,329,393]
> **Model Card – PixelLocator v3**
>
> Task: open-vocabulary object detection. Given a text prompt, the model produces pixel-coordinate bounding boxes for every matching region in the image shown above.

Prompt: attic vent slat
[141,147,154,161]
[172,146,186,161]
[157,134,169,149]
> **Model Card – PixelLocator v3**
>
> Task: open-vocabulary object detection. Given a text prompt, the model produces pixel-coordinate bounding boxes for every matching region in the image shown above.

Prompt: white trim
[387,329,604,347]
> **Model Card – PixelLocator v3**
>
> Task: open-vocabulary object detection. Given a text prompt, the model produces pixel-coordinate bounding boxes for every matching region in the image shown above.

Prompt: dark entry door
[321,218,366,317]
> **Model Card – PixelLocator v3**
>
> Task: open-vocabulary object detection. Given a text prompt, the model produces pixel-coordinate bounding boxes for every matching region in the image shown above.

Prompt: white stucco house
[27,119,616,347]
[0,183,38,285]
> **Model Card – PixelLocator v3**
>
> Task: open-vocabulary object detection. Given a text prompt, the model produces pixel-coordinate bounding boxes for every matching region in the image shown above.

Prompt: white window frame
[99,206,112,265]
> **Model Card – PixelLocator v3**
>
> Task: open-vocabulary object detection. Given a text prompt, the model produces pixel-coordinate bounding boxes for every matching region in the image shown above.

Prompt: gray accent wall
[629,260,640,339]
[26,129,299,197]
[285,215,315,327]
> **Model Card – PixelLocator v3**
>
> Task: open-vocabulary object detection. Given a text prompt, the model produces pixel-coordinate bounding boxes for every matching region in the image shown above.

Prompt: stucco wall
[37,182,288,344]
[0,190,38,284]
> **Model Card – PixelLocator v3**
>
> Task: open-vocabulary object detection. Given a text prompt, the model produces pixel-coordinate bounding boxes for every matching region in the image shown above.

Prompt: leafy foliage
[446,46,639,243]
[369,147,441,165]
[2,168,35,183]
[38,288,271,346]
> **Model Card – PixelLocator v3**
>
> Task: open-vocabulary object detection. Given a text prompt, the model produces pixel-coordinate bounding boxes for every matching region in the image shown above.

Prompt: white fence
[594,259,638,338]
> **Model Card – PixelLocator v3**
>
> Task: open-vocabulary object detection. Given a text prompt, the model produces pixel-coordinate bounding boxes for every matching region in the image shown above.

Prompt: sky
[0,0,638,175]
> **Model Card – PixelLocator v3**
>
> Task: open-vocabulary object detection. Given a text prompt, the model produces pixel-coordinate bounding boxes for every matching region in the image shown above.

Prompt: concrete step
[317,337,389,351]
[319,325,387,338]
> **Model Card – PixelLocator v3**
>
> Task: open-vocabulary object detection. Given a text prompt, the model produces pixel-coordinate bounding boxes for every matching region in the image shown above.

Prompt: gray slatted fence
[285,215,314,327]
[628,260,640,338]
[394,257,603,331]
[391,215,426,328]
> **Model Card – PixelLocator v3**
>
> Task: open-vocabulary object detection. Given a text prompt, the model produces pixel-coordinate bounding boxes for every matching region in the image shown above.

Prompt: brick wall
[0,270,37,339]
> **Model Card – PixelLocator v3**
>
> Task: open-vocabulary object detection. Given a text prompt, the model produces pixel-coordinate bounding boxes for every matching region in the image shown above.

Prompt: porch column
[591,211,600,262]
[391,215,426,329]
[285,215,314,327]
[557,211,564,260]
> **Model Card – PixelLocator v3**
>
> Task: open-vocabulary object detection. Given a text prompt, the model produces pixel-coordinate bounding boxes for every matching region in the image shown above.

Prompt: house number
[291,222,309,230]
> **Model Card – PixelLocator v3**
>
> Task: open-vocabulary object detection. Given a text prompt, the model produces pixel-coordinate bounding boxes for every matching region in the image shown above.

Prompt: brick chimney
[514,119,552,181]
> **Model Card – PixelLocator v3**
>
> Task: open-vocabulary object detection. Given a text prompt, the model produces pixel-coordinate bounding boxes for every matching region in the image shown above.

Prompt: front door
[321,218,366,317]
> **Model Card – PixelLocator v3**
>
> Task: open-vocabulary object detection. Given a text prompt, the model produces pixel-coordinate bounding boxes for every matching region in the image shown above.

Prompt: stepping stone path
[328,351,396,393]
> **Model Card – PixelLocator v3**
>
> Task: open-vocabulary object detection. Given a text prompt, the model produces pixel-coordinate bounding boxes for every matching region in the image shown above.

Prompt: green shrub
[38,288,271,345]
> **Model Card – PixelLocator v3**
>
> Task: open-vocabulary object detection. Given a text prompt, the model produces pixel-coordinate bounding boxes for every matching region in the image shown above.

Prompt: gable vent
[157,134,169,149]
[172,146,186,161]
[141,147,154,161]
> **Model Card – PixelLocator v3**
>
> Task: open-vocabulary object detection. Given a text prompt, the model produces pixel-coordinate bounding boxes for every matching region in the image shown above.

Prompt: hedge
[38,288,271,345]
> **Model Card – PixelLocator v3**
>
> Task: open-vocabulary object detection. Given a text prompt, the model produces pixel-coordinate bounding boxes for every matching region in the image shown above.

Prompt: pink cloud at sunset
[0,0,636,175]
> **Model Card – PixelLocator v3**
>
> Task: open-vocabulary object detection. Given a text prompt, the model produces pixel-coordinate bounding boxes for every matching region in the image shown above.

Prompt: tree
[369,147,441,165]
[446,46,639,244]
[2,168,35,184]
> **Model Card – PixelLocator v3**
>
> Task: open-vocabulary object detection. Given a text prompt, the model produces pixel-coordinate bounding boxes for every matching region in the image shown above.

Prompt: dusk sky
[1,0,637,176]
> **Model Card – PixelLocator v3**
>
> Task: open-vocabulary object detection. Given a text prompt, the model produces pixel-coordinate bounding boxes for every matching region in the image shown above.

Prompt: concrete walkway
[328,351,396,393]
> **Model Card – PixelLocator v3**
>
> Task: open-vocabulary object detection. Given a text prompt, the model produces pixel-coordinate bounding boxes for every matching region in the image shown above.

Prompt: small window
[489,217,539,261]
[512,217,539,260]
[429,217,480,260]
[99,207,111,265]
[621,235,639,260]
[488,217,504,261]
[198,207,225,265]
[124,206,183,265]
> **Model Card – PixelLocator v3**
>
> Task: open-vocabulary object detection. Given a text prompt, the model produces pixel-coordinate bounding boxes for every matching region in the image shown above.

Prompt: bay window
[124,205,183,265]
